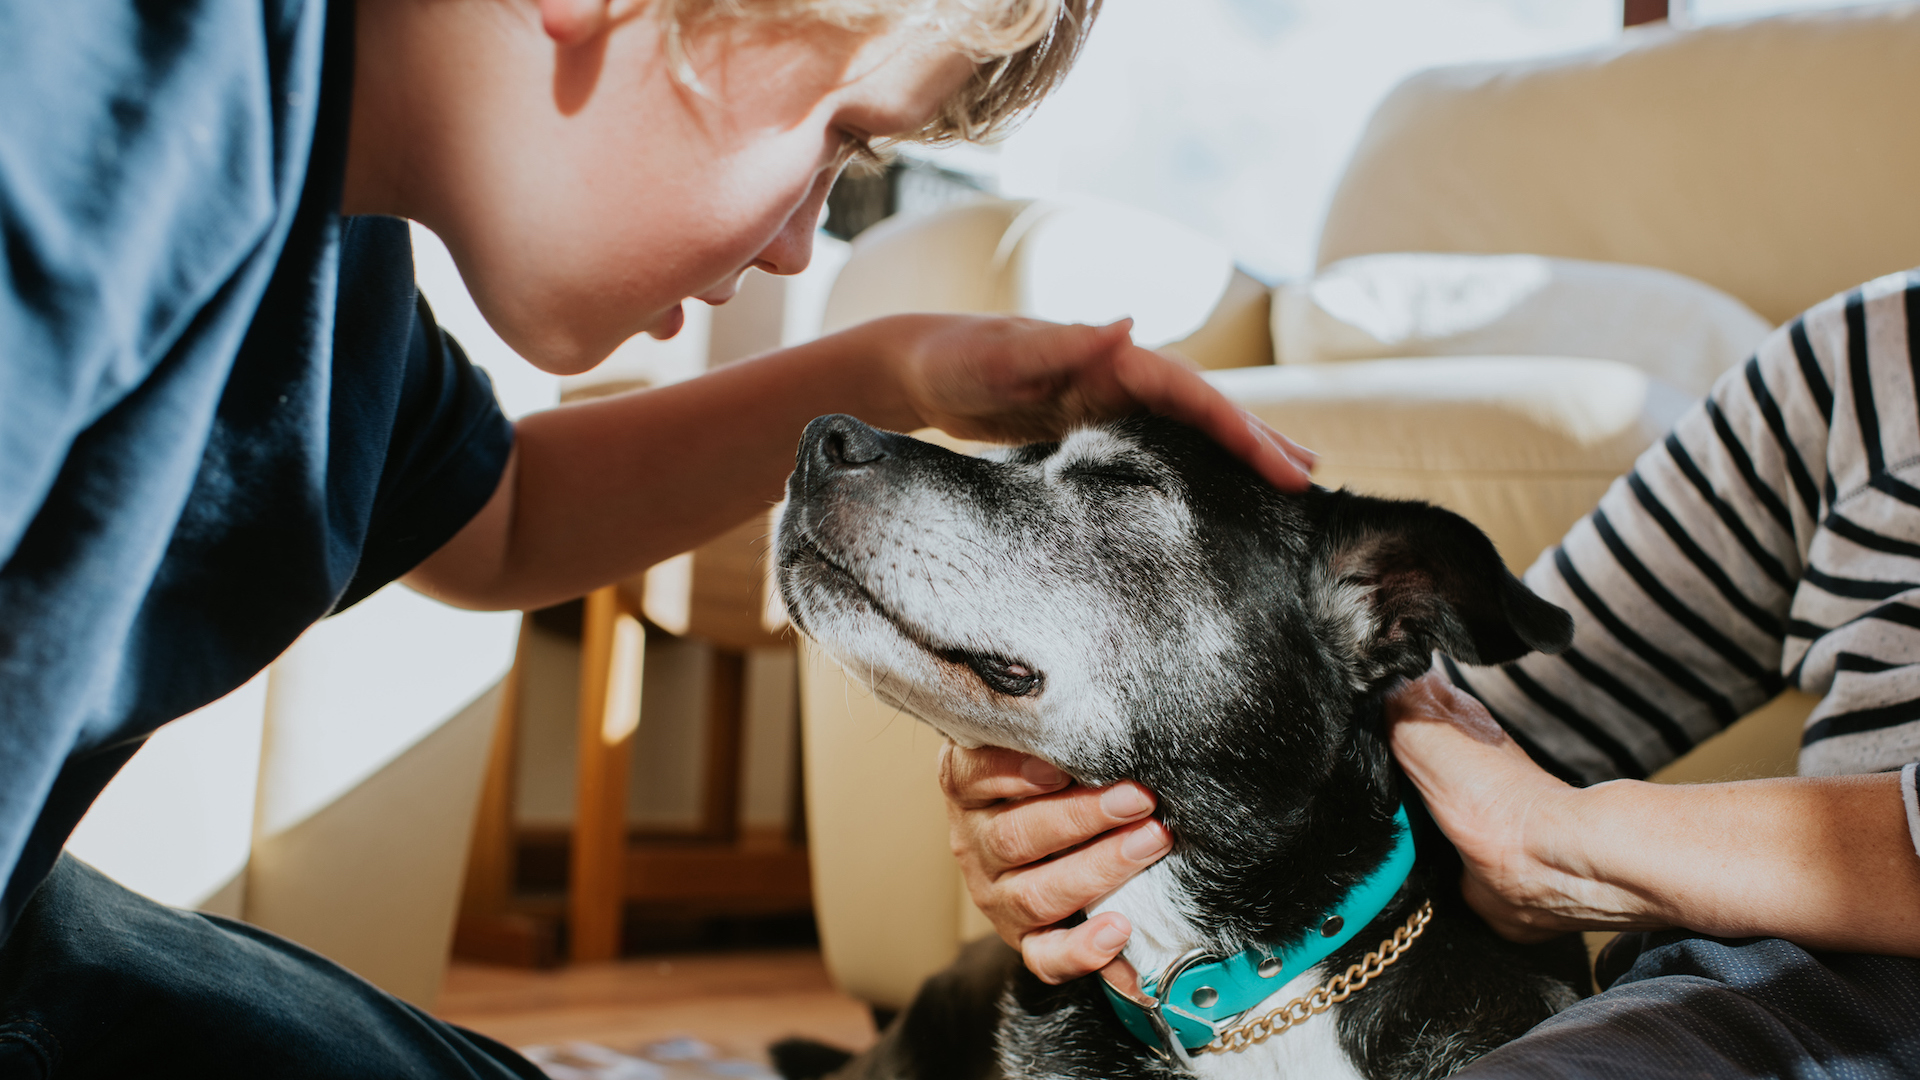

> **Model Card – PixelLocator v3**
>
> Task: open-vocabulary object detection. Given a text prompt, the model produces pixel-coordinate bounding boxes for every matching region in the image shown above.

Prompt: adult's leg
[0,855,547,1079]
[1454,930,1920,1080]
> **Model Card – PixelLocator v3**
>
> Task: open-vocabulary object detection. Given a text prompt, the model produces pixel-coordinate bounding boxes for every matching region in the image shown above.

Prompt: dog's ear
[1315,491,1573,678]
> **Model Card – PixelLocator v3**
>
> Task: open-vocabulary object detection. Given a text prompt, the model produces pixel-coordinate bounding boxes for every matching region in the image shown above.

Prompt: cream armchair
[801,4,1920,1009]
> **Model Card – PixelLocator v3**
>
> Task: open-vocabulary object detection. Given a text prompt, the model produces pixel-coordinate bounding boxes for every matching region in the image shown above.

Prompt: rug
[520,1037,780,1080]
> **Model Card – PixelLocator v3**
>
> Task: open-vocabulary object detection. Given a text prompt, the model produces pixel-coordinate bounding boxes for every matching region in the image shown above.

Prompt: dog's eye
[950,651,1043,697]
[1063,463,1162,492]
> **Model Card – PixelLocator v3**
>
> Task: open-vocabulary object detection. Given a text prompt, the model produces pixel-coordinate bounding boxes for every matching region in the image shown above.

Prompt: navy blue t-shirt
[0,0,514,939]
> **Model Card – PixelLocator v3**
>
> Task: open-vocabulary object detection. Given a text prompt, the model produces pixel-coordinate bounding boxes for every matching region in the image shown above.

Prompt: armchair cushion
[1274,253,1772,398]
[1211,356,1691,573]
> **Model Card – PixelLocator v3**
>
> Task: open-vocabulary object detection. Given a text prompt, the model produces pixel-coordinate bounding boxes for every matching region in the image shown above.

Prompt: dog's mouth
[782,527,1045,699]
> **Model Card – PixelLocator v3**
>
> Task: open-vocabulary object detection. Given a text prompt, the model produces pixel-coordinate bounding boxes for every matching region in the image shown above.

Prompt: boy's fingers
[1240,416,1317,490]
[1267,421,1319,470]
[988,818,1172,930]
[939,742,1068,808]
[1105,344,1315,492]
[963,783,1160,877]
[911,314,1315,491]
[1020,913,1133,985]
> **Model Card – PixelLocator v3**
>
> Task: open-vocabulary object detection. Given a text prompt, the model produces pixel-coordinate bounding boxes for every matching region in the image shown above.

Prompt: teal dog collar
[1098,805,1415,1064]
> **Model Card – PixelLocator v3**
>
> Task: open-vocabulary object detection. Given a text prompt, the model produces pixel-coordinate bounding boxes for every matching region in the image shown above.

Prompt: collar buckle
[1099,948,1221,1067]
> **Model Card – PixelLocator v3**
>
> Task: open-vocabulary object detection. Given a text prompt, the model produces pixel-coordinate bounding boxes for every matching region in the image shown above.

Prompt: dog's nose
[803,414,890,473]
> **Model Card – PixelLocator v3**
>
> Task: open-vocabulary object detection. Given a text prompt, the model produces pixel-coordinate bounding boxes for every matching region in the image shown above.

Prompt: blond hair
[659,0,1102,143]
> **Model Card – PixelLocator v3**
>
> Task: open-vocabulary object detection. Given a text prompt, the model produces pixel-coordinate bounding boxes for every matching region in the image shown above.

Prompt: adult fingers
[939,742,1070,810]
[955,781,1159,878]
[981,817,1172,937]
[1021,912,1135,985]
[1386,672,1537,803]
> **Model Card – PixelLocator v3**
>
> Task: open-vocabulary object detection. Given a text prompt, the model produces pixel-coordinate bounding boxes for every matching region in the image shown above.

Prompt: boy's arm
[404,313,1314,612]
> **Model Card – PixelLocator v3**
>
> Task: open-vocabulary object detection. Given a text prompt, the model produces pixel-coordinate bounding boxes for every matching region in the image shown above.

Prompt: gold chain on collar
[1192,900,1434,1057]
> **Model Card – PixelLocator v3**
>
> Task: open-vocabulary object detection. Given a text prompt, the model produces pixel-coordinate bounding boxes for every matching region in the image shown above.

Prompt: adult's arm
[1446,272,1920,786]
[403,312,1313,611]
[1389,670,1920,956]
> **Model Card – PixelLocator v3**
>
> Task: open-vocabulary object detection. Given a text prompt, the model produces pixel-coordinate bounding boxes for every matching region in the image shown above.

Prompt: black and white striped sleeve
[1448,271,1920,785]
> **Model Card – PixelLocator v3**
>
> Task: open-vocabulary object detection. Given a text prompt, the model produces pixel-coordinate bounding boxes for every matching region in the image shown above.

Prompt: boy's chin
[645,301,686,341]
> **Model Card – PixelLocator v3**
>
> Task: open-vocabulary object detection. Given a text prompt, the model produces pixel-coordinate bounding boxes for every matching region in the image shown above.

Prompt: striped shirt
[1448,269,1920,854]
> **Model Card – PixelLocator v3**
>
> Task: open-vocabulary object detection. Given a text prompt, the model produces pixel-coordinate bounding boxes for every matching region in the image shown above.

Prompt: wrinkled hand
[882,314,1315,493]
[1386,671,1660,941]
[938,742,1172,984]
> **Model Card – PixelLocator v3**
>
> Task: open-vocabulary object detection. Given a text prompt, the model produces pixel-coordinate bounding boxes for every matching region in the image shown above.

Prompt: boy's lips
[647,301,686,341]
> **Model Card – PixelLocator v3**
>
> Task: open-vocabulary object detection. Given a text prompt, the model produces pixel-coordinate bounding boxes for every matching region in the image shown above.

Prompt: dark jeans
[7,855,1920,1079]
[0,855,545,1079]
[1457,929,1920,1079]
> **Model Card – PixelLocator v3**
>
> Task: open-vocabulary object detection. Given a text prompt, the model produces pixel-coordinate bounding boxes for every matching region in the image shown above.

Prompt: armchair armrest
[800,645,994,1010]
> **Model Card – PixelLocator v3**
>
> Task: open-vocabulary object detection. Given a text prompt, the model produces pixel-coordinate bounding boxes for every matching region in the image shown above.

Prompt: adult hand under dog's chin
[869,313,1317,493]
[938,742,1173,984]
[1385,672,1669,943]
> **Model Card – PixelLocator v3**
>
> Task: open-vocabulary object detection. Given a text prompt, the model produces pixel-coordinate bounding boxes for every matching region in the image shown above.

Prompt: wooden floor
[435,948,878,1069]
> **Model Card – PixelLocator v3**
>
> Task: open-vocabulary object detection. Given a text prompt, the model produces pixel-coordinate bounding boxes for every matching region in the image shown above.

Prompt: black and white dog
[774,414,1590,1080]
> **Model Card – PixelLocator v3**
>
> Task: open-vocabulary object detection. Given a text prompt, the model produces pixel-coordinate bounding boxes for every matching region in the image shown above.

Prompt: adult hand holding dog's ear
[1386,671,1660,943]
[938,742,1172,984]
[1387,673,1577,942]
[878,314,1316,493]
[1389,670,1920,956]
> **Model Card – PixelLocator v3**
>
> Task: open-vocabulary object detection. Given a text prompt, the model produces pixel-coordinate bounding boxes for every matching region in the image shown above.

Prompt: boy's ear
[539,0,611,46]
[1315,491,1574,683]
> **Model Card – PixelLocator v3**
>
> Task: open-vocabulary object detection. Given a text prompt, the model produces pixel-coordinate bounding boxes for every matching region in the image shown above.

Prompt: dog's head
[777,413,1569,788]
[771,409,1566,772]
[778,412,1573,948]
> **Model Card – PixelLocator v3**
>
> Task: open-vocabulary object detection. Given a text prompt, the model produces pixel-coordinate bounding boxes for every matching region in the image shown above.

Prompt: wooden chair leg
[462,621,527,918]
[570,585,646,963]
[453,620,562,966]
[699,649,745,842]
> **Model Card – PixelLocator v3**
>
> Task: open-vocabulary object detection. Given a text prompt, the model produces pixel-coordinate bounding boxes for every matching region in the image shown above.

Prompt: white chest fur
[1181,970,1362,1080]
[1087,864,1365,1080]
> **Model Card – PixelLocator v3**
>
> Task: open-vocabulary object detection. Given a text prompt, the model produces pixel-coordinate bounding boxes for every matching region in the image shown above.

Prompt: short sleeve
[333,289,513,612]
[318,215,513,613]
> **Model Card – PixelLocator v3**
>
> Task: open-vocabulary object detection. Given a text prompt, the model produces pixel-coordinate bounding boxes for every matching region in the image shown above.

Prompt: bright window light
[924,0,1620,283]
[1686,0,1880,23]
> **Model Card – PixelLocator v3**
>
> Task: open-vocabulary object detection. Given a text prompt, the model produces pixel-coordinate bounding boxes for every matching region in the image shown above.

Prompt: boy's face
[353,3,973,374]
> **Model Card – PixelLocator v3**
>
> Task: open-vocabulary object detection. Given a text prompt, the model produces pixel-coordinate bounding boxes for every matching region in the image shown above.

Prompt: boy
[0,0,1313,1074]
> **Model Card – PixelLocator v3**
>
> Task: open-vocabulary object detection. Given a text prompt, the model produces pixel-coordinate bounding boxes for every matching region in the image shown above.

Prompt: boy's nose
[753,170,836,278]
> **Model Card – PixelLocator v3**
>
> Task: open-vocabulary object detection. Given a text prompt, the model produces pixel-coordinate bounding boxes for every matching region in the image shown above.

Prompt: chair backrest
[1318,3,1920,325]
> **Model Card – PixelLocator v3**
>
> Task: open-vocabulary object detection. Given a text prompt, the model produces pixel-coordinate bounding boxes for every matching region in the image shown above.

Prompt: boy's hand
[939,742,1172,984]
[875,314,1316,492]
[411,312,1312,611]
